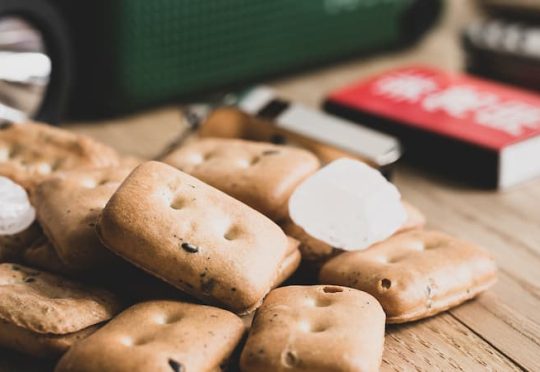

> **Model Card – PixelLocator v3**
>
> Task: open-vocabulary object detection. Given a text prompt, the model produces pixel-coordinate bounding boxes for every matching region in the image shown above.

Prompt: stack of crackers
[0,122,497,371]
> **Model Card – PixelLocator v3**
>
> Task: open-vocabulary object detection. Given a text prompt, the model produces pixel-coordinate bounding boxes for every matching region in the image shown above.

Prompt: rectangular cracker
[97,161,289,313]
[0,263,123,357]
[161,138,320,220]
[0,122,119,190]
[33,167,133,272]
[240,285,386,372]
[319,230,498,323]
[55,300,245,372]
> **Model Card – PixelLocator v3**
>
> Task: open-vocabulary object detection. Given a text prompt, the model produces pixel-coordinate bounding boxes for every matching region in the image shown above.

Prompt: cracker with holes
[161,138,320,221]
[0,122,119,190]
[55,300,245,372]
[0,263,122,358]
[240,285,385,372]
[33,167,133,272]
[319,230,498,323]
[282,200,426,261]
[97,161,289,314]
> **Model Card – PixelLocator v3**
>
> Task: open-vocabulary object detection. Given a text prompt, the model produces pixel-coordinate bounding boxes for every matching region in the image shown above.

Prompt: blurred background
[3,0,538,123]
[1,0,540,186]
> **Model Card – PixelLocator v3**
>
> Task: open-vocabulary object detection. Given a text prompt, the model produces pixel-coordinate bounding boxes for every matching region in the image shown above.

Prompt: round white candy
[288,158,406,251]
[0,176,36,235]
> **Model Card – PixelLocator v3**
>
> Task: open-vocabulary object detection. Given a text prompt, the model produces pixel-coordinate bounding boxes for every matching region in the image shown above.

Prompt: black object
[464,18,540,92]
[481,0,540,22]
[323,100,500,188]
[48,0,442,119]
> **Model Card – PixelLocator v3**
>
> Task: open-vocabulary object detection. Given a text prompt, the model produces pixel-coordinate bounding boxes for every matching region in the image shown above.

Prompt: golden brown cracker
[98,161,289,314]
[161,138,320,220]
[319,230,497,323]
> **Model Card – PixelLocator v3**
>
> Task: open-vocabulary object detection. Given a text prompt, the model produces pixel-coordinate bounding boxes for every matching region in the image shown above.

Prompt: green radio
[34,0,441,117]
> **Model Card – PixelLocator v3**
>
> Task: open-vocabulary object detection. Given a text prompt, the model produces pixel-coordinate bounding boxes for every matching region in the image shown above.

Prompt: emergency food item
[320,230,498,323]
[0,263,123,358]
[0,122,119,190]
[55,300,245,372]
[161,137,320,221]
[33,167,132,272]
[97,161,289,314]
[240,285,385,372]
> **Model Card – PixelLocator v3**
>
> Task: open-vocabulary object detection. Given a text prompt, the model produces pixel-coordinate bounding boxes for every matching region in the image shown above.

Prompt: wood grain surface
[2,0,539,371]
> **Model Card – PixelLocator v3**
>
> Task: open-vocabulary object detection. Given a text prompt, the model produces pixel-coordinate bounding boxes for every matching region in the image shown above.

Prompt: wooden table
[2,1,539,371]
[64,120,540,372]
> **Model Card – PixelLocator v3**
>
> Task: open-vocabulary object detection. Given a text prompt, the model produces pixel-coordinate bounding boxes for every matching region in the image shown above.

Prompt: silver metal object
[0,16,51,124]
[238,86,402,167]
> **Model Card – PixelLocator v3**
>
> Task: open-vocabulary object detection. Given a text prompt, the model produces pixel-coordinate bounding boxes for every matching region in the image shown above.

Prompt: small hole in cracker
[96,178,112,186]
[50,160,62,171]
[168,359,184,372]
[387,254,409,264]
[133,336,154,346]
[315,298,332,307]
[311,324,328,333]
[282,350,299,368]
[250,156,261,166]
[165,314,183,324]
[380,279,392,290]
[322,286,343,294]
[224,225,241,241]
[171,197,186,210]
[425,239,446,250]
[8,144,21,158]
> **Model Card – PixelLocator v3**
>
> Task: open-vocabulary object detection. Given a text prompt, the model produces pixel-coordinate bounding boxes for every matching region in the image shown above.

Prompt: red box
[324,66,540,188]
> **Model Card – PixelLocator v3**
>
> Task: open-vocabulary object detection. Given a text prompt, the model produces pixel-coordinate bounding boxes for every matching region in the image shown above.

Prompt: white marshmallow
[288,158,406,251]
[0,176,36,235]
